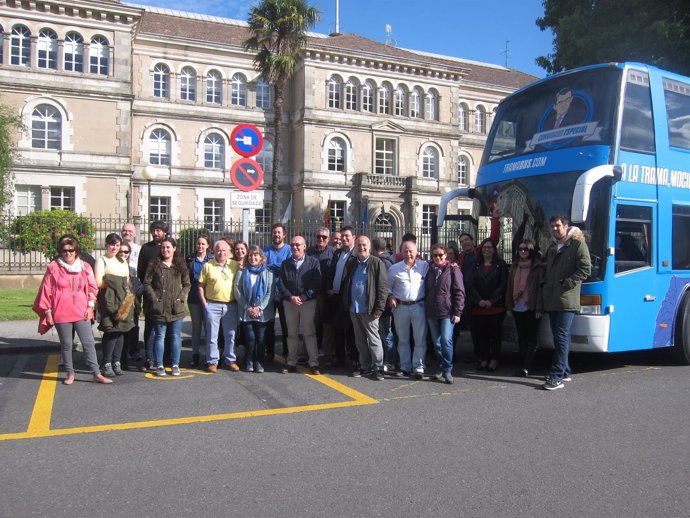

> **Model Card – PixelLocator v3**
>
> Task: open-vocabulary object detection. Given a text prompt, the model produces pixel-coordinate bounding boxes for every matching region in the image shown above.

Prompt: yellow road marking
[143,367,213,380]
[0,357,378,442]
[26,354,59,434]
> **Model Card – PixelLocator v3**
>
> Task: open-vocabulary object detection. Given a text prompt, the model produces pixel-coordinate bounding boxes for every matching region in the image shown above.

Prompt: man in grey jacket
[542,214,591,390]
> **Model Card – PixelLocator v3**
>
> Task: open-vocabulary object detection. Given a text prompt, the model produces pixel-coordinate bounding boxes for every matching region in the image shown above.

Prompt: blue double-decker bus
[439,62,690,362]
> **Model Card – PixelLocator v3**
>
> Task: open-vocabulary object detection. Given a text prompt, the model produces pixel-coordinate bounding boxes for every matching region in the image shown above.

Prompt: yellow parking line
[0,356,378,442]
[26,354,59,434]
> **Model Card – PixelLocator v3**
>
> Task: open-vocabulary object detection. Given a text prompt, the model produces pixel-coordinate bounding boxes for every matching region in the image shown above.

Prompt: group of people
[34,213,590,391]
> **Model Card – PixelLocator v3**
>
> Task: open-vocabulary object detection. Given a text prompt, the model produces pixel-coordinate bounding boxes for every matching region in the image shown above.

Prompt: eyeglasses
[316,235,329,240]
[119,250,131,255]
[61,249,76,254]
[432,253,445,258]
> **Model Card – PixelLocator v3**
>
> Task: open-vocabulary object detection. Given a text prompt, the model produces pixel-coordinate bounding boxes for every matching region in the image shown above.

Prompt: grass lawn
[0,288,38,321]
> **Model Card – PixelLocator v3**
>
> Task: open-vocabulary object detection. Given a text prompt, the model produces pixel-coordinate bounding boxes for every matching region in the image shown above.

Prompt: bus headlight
[580,294,602,315]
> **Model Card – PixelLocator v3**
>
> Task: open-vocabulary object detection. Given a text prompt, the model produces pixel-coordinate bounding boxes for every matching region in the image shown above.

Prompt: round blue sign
[230,124,264,157]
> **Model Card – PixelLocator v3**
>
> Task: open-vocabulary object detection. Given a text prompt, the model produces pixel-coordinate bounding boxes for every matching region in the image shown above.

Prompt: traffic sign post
[230,124,263,158]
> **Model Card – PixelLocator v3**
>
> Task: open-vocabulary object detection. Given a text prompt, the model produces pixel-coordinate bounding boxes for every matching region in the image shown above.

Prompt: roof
[133,6,536,90]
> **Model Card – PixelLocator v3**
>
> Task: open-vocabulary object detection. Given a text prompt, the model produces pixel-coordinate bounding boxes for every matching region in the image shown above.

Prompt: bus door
[607,203,657,351]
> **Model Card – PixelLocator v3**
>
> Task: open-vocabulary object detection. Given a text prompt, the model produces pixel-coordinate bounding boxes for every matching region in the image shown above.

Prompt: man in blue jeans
[541,214,591,390]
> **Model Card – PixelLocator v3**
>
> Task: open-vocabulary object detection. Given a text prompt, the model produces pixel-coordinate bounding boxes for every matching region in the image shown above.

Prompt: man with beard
[263,223,292,362]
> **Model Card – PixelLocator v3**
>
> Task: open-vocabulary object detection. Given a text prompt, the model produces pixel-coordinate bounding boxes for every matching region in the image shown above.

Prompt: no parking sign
[230,124,263,157]
[230,158,264,192]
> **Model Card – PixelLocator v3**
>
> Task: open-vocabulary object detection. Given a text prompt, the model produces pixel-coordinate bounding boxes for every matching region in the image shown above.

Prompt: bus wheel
[673,294,690,365]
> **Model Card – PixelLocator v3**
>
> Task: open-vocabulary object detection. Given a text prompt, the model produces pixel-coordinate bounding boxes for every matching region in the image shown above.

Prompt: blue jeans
[548,311,575,381]
[243,320,268,369]
[153,319,182,367]
[204,301,238,365]
[378,314,397,367]
[427,317,454,374]
[393,302,427,373]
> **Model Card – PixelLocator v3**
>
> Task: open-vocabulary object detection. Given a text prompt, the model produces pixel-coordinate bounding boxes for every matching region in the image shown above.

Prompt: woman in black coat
[468,238,508,372]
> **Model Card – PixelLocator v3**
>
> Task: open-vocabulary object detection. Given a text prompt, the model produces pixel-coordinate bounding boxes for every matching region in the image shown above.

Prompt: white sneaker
[156,366,166,377]
[171,365,180,376]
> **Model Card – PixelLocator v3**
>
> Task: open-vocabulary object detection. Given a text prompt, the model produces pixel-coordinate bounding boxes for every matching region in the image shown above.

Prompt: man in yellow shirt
[198,240,240,373]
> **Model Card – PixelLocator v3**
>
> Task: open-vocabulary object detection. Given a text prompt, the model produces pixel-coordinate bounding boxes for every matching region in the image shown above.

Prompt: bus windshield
[475,171,610,282]
[483,67,622,163]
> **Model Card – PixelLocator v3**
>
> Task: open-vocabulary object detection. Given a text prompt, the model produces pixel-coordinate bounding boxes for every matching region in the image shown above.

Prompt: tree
[9,210,96,260]
[536,0,690,76]
[244,0,319,220]
[0,100,23,212]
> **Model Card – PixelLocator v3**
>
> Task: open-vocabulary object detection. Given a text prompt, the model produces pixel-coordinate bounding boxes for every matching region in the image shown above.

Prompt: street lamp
[141,165,158,219]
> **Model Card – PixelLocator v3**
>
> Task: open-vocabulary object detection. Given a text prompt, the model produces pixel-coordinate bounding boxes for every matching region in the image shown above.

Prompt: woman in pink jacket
[33,235,112,385]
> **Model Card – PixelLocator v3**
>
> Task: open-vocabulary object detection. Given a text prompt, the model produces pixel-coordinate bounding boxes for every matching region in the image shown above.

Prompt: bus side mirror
[571,165,620,224]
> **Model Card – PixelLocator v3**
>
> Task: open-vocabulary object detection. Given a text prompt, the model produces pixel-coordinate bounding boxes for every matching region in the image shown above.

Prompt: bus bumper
[538,314,610,353]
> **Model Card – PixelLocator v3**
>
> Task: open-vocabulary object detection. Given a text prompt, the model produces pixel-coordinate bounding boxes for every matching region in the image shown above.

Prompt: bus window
[672,206,690,270]
[620,70,655,153]
[663,78,690,150]
[615,205,652,273]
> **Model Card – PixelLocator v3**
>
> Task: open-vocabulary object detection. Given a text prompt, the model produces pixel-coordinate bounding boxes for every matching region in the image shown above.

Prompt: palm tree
[244,0,319,221]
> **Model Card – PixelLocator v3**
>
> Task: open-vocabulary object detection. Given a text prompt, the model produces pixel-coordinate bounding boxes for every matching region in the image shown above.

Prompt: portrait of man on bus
[542,87,588,130]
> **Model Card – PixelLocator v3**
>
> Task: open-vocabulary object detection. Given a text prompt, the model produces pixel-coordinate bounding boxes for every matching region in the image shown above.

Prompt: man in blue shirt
[341,236,388,380]
[263,223,292,362]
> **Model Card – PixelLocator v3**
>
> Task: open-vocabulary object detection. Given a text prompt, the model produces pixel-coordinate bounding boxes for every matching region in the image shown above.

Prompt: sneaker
[156,366,167,377]
[414,371,424,380]
[443,372,454,385]
[562,375,572,382]
[112,361,123,376]
[352,369,362,378]
[393,370,410,378]
[171,365,180,376]
[246,363,254,373]
[309,366,321,375]
[103,363,115,378]
[542,378,563,390]
[516,368,529,377]
[144,359,156,372]
[254,363,264,373]
[374,370,385,381]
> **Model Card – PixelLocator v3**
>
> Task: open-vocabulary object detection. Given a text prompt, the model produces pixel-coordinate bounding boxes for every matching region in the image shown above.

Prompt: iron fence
[0,214,504,273]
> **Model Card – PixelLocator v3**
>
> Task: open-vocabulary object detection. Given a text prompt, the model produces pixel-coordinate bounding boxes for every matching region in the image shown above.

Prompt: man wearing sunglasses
[307,227,336,365]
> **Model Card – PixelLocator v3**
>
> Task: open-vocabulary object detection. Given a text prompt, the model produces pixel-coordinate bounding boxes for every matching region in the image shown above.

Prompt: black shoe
[476,362,488,371]
[515,368,529,377]
[282,365,297,374]
[373,370,385,381]
[414,372,424,380]
[393,370,410,377]
[190,354,200,368]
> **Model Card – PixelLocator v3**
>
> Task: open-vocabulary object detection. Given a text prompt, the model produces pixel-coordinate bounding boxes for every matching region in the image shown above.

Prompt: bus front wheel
[673,294,690,365]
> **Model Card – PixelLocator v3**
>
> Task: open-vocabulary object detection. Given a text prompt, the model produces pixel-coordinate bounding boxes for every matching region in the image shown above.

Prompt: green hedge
[9,210,96,260]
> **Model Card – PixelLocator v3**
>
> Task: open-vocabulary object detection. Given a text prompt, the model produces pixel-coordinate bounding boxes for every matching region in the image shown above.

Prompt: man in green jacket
[542,215,591,390]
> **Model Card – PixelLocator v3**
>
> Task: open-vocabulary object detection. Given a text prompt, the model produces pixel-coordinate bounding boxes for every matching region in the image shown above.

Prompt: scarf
[57,257,84,273]
[243,263,267,307]
[513,259,531,304]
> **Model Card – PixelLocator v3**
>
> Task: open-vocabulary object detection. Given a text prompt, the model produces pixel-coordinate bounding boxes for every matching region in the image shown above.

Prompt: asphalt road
[1,349,688,517]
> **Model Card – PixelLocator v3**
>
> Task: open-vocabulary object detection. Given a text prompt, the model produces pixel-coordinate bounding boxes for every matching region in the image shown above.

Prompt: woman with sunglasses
[95,233,135,377]
[505,239,544,376]
[143,236,191,376]
[424,244,465,384]
[33,235,111,384]
[468,238,508,372]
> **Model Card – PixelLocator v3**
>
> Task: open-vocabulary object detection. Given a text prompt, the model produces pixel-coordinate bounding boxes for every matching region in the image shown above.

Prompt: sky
[133,0,554,78]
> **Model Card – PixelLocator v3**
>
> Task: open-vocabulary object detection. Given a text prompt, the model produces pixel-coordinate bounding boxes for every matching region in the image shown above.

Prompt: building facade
[0,0,535,241]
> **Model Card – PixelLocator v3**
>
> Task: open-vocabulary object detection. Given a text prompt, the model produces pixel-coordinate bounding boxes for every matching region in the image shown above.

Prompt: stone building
[0,0,535,240]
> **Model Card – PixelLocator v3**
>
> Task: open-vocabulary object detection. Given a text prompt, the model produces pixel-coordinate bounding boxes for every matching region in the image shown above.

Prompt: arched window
[231,74,247,106]
[362,81,375,113]
[204,133,225,169]
[410,88,422,118]
[422,146,438,178]
[153,63,170,98]
[256,76,271,109]
[89,35,109,75]
[424,91,437,121]
[328,76,341,109]
[394,86,406,116]
[37,29,58,70]
[345,79,358,111]
[149,128,171,166]
[31,105,61,150]
[474,105,486,133]
[327,137,346,172]
[64,32,84,72]
[11,25,31,66]
[458,156,469,184]
[180,66,197,102]
[206,70,222,104]
[378,84,391,115]
[459,103,469,131]
[257,140,273,177]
